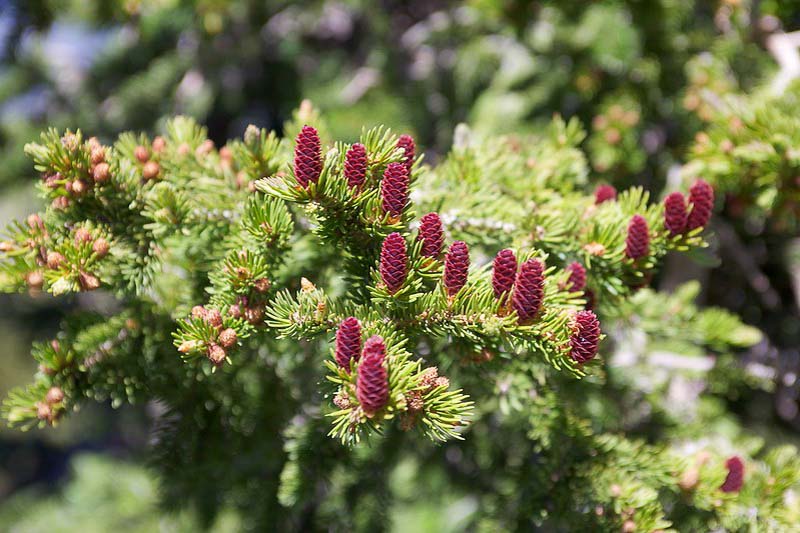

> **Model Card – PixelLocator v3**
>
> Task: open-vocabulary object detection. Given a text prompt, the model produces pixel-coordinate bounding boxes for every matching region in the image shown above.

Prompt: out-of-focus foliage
[0,453,241,532]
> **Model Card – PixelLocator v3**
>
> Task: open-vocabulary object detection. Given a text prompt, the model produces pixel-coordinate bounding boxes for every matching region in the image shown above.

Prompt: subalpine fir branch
[245,113,715,444]
[681,80,800,233]
[416,121,713,311]
[6,101,796,530]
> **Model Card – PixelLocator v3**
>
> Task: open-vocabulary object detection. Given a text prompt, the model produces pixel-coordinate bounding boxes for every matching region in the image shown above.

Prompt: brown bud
[196,139,214,157]
[36,401,53,422]
[205,309,223,328]
[134,145,149,163]
[27,214,43,230]
[86,136,101,150]
[0,241,14,252]
[78,271,101,291]
[142,161,160,181]
[45,386,64,404]
[207,343,227,366]
[93,162,110,183]
[152,136,167,153]
[71,179,87,195]
[74,227,93,245]
[44,174,60,189]
[46,251,66,269]
[52,197,70,210]
[244,306,263,325]
[26,271,44,289]
[253,278,271,293]
[92,238,110,258]
[90,146,106,165]
[218,328,237,348]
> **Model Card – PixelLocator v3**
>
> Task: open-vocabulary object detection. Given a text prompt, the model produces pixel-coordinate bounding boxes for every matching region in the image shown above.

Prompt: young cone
[380,233,408,294]
[294,125,322,187]
[492,249,517,297]
[564,262,586,292]
[344,143,367,190]
[720,456,744,493]
[396,134,416,172]
[381,162,410,218]
[664,192,688,236]
[356,335,389,414]
[594,184,617,204]
[335,317,362,371]
[686,179,714,230]
[512,259,545,323]
[443,241,470,297]
[569,310,601,364]
[418,213,444,259]
[625,215,650,260]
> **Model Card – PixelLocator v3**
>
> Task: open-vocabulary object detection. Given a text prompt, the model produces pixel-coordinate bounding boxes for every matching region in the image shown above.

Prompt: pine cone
[381,162,410,218]
[492,249,517,297]
[569,310,601,363]
[625,215,650,260]
[396,134,416,172]
[356,335,389,414]
[380,232,408,294]
[594,184,617,204]
[293,125,322,187]
[444,241,469,297]
[344,143,367,190]
[512,259,545,323]
[664,192,688,236]
[720,456,744,493]
[335,317,362,371]
[418,212,444,259]
[686,179,714,230]
[565,261,586,292]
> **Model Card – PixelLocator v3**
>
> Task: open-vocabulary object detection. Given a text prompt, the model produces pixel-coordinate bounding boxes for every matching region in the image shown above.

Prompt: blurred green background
[1,0,800,530]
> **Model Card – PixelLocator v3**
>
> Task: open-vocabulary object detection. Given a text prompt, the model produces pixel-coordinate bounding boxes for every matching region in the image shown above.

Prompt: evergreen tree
[1,100,798,531]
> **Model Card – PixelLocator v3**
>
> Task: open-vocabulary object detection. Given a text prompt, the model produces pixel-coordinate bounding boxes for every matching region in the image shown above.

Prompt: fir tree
[1,103,798,531]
